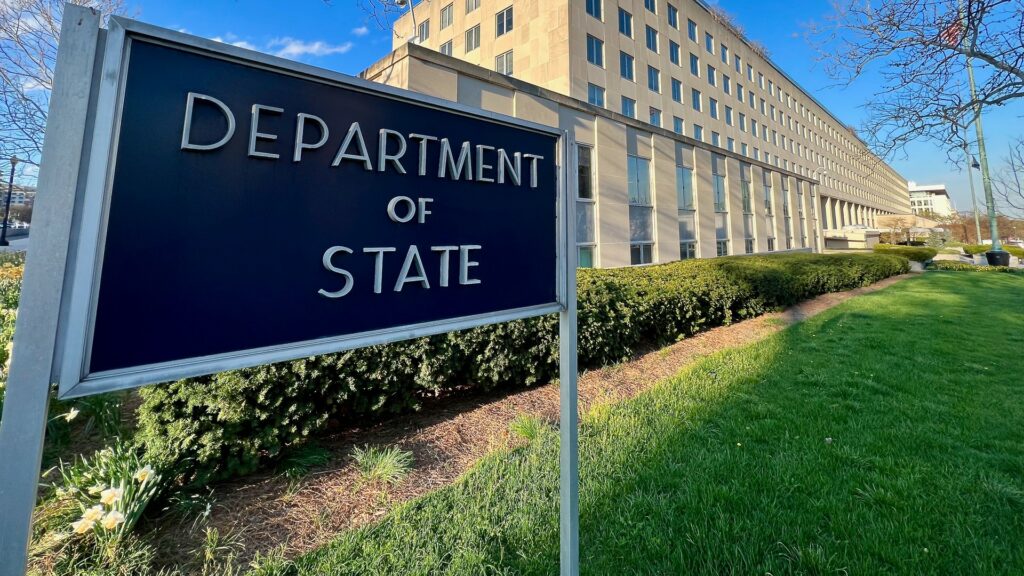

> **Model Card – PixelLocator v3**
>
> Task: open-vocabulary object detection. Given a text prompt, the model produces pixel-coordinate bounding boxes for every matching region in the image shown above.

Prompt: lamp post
[0,156,19,247]
[961,143,983,243]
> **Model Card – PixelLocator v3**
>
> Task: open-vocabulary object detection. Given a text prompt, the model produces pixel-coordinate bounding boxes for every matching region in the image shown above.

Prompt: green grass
[271,273,1024,575]
[350,445,414,487]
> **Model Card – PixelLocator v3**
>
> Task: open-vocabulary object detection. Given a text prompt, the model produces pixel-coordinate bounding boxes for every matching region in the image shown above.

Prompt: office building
[370,0,909,267]
[908,182,956,218]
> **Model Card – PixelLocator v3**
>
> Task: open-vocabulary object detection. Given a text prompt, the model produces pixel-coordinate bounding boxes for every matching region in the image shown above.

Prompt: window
[707,65,716,86]
[677,165,694,210]
[621,96,636,118]
[645,26,658,52]
[747,64,753,81]
[440,40,453,55]
[619,8,633,37]
[763,169,774,215]
[647,65,660,92]
[440,4,453,29]
[678,148,697,259]
[734,54,741,73]
[465,25,480,52]
[668,4,679,28]
[705,32,714,53]
[741,142,748,156]
[727,137,735,152]
[712,153,727,212]
[586,0,602,20]
[495,50,513,75]
[739,113,747,131]
[587,35,604,67]
[711,131,720,147]
[723,75,731,95]
[709,98,719,119]
[690,53,700,76]
[758,72,765,89]
[717,239,729,256]
[417,19,430,43]
[466,0,480,12]
[671,78,682,102]
[740,162,753,213]
[693,124,704,141]
[649,107,662,127]
[645,0,657,13]
[687,19,697,41]
[721,44,728,64]
[691,88,701,111]
[673,116,684,134]
[628,155,654,265]
[737,83,744,102]
[725,106,733,125]
[669,41,680,65]
[588,83,605,107]
[496,6,513,37]
[767,237,775,252]
[577,145,596,268]
[620,51,635,81]
[745,239,755,254]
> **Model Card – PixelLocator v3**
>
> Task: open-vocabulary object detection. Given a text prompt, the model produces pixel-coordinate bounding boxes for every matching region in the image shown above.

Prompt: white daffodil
[100,511,125,530]
[87,484,104,495]
[99,487,123,506]
[63,407,80,422]
[134,465,155,483]
[81,505,104,523]
[71,518,94,535]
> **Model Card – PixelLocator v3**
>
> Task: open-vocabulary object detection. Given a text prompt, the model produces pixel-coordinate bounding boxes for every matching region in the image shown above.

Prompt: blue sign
[64,33,562,388]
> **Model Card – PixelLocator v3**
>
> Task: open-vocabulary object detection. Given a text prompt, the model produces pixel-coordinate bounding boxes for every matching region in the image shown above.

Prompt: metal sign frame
[0,6,579,575]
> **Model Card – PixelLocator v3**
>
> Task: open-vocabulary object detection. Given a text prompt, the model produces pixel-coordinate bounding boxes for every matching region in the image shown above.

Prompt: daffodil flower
[134,465,155,483]
[71,518,94,535]
[100,511,125,530]
[63,407,80,422]
[87,484,104,495]
[99,487,123,506]
[81,505,104,523]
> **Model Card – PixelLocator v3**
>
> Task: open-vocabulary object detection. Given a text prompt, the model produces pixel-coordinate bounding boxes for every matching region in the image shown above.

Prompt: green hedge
[930,261,1024,273]
[960,244,1024,258]
[873,244,938,262]
[135,253,909,485]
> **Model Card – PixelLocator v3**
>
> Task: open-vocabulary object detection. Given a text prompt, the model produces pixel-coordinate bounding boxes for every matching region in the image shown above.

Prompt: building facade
[908,182,956,218]
[378,0,908,267]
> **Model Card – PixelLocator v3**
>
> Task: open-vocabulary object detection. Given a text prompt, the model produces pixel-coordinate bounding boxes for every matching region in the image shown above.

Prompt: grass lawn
[269,272,1024,575]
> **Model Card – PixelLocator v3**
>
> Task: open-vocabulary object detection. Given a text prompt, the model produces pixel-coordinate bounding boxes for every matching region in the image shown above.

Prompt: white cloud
[268,37,354,59]
[232,40,257,50]
[352,26,369,37]
[21,78,47,92]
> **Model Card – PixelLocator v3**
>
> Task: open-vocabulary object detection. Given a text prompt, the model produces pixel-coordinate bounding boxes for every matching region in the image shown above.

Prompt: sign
[0,11,577,576]
[55,23,564,397]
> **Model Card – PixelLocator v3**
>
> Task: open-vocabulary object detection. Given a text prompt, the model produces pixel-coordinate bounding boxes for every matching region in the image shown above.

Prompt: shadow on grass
[279,274,1024,576]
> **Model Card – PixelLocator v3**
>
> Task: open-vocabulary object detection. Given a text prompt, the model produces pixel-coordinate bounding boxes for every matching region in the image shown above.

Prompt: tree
[993,137,1024,217]
[811,0,1024,160]
[0,0,123,167]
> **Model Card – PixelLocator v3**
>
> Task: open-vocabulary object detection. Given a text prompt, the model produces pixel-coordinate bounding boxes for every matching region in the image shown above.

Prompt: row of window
[575,143,813,266]
[580,1,898,205]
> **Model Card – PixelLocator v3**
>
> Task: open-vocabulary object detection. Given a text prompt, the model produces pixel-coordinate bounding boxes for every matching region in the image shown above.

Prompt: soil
[150,274,910,570]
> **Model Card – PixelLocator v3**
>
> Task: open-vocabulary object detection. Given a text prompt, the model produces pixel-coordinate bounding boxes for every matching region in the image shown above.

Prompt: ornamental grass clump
[32,441,164,572]
[351,444,413,487]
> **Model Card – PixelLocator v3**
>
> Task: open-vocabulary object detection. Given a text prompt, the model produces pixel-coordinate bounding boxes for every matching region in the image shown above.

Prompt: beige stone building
[369,0,909,267]
[908,182,956,218]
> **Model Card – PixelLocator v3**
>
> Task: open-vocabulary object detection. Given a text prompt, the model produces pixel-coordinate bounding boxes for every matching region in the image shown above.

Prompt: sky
[122,0,1024,214]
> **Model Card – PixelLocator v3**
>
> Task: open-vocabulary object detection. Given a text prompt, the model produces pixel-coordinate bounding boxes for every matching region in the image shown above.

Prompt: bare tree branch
[808,0,1024,161]
[0,0,123,169]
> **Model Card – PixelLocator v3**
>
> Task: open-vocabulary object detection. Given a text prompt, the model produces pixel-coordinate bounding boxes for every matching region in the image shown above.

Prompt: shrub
[959,244,1024,258]
[930,261,1024,274]
[134,253,908,485]
[873,244,937,262]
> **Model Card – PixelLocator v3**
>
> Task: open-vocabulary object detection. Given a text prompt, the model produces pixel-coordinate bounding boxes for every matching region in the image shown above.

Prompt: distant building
[908,182,955,217]
[5,184,36,207]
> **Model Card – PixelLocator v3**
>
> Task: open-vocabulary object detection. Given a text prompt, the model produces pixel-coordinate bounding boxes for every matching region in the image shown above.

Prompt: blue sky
[125,0,1023,213]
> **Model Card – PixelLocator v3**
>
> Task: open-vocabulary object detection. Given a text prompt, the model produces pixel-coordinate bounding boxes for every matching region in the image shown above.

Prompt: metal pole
[0,158,16,247]
[559,135,579,576]
[962,141,983,242]
[0,6,101,574]
[960,1,1002,252]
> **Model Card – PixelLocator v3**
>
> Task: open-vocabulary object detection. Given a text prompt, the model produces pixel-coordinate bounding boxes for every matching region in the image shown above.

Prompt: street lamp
[0,156,19,248]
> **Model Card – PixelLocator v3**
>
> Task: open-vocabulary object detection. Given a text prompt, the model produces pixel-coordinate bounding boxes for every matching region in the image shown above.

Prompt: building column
[824,197,833,230]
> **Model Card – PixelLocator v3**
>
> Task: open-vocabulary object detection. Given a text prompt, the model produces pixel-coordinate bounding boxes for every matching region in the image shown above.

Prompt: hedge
[135,253,909,485]
[873,244,938,262]
[930,261,1024,273]
[960,244,1024,258]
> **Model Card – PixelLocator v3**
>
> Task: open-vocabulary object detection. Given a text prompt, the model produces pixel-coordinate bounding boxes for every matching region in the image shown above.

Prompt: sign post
[0,7,578,575]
